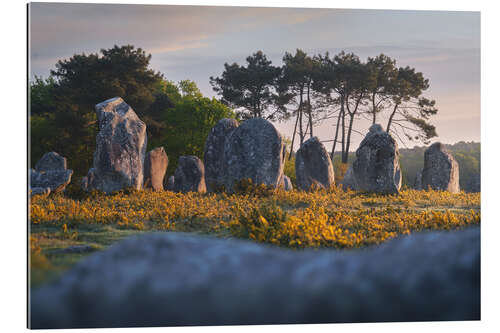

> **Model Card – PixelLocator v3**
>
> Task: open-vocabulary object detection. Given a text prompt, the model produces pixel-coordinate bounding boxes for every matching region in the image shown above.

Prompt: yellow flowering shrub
[30,187,480,250]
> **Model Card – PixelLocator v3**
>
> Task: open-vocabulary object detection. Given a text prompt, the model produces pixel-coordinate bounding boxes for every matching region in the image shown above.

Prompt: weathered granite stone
[165,176,175,191]
[82,97,147,193]
[413,171,423,190]
[30,227,480,328]
[295,137,335,191]
[35,152,67,172]
[204,118,239,192]
[30,154,73,196]
[173,156,206,193]
[421,143,460,193]
[349,124,401,194]
[143,147,168,191]
[223,118,285,191]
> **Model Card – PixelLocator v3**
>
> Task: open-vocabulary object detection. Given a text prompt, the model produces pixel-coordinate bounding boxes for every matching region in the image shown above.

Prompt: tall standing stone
[204,118,239,192]
[143,147,168,191]
[348,124,401,194]
[223,118,285,191]
[421,142,460,193]
[173,156,206,193]
[295,137,335,191]
[82,97,147,193]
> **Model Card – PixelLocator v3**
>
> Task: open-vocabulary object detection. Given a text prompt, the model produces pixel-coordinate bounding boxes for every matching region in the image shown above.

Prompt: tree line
[210,49,438,163]
[30,45,440,179]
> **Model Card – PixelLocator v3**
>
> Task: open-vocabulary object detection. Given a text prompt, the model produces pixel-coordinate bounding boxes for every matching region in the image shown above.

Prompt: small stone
[144,147,168,191]
[173,156,206,193]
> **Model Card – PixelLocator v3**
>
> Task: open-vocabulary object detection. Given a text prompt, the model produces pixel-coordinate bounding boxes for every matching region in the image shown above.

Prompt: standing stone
[143,147,168,191]
[349,124,401,194]
[35,152,67,171]
[295,137,335,191]
[173,156,206,193]
[30,152,73,195]
[223,118,285,191]
[82,97,147,193]
[204,118,239,192]
[165,176,175,191]
[422,142,460,193]
[413,171,423,190]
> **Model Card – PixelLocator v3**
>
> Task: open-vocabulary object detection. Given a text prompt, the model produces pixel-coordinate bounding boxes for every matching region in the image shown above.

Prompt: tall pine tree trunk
[307,84,313,138]
[345,112,355,163]
[330,95,343,161]
[386,104,399,133]
[341,100,346,163]
[288,109,300,160]
[298,88,304,145]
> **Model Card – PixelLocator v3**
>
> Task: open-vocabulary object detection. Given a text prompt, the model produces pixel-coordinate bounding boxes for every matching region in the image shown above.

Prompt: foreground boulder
[173,156,206,193]
[31,227,479,328]
[30,152,73,195]
[82,97,147,193]
[344,124,401,194]
[204,118,239,192]
[421,142,460,193]
[143,147,168,191]
[295,137,335,191]
[224,118,285,191]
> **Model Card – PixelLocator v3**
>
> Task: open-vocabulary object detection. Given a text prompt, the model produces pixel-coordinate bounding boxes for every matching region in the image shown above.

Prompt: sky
[29,2,480,151]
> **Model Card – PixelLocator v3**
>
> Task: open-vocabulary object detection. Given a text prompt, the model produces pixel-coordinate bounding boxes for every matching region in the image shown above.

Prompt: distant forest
[331,141,480,191]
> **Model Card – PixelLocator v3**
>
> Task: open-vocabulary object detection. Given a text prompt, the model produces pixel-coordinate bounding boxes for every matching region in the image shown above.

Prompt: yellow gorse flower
[29,187,480,250]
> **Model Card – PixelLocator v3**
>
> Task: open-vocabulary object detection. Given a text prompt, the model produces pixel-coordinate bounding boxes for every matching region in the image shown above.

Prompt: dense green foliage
[30,45,235,177]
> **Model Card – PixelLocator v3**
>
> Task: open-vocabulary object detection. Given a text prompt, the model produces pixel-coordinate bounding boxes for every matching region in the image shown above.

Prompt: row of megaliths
[341,124,460,194]
[30,97,460,196]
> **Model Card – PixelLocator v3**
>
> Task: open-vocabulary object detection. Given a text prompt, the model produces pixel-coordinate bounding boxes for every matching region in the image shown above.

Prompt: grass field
[29,186,480,288]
